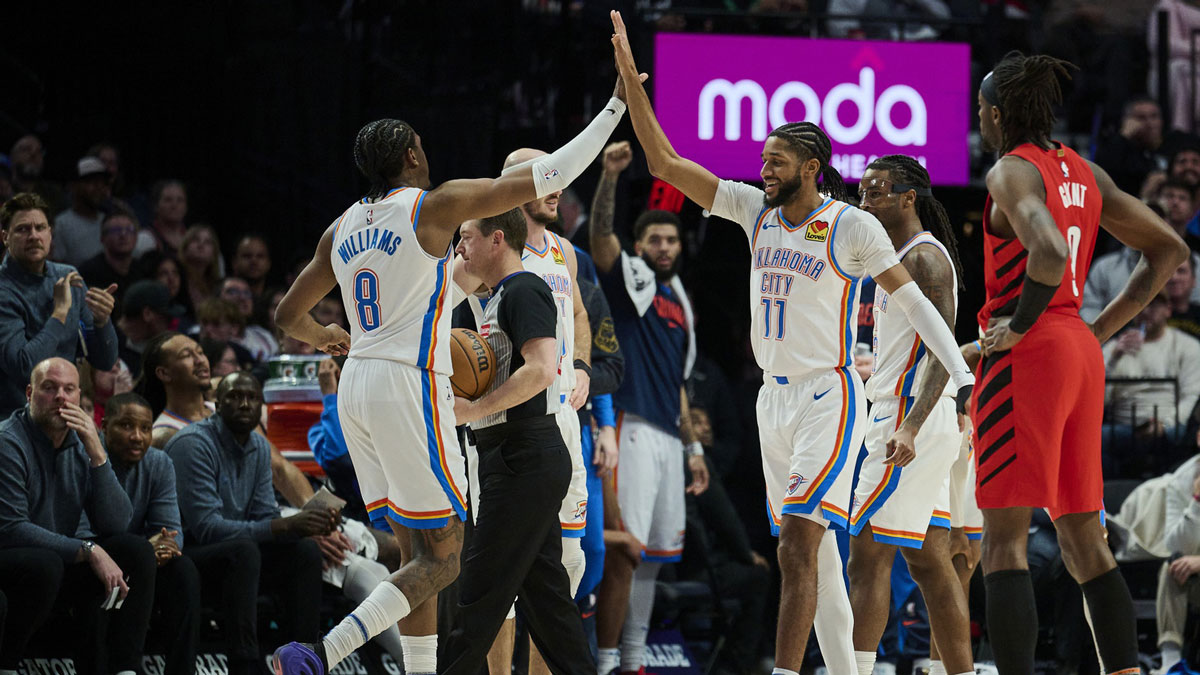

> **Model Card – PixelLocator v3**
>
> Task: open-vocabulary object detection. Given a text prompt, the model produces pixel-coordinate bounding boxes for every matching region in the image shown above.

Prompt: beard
[641,251,681,282]
[763,174,805,208]
[523,201,558,226]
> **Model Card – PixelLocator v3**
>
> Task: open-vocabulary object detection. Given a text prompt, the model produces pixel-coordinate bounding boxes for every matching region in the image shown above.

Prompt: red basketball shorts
[970,313,1105,520]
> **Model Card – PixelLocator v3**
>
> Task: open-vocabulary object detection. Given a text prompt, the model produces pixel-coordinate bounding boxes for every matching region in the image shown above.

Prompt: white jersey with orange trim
[522,230,576,396]
[330,187,454,375]
[710,180,901,380]
[865,231,958,403]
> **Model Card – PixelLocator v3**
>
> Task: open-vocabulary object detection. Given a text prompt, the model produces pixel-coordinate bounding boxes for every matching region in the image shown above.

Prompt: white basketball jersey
[330,187,454,375]
[522,230,576,396]
[866,232,958,402]
[710,180,901,380]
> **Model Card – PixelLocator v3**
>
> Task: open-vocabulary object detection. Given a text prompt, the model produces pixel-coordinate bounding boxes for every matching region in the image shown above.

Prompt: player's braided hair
[133,331,183,418]
[990,51,1077,154]
[866,155,965,291]
[354,119,416,201]
[767,122,848,202]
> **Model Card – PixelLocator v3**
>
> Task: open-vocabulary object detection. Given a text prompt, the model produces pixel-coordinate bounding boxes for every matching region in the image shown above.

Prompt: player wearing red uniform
[973,52,1188,675]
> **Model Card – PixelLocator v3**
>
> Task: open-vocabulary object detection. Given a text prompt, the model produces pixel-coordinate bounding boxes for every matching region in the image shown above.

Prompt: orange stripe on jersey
[387,500,454,520]
[821,501,849,520]
[789,370,851,503]
[750,207,773,249]
[893,337,924,397]
[870,525,927,542]
[824,205,855,366]
[426,370,466,510]
[851,464,896,526]
[423,256,450,369]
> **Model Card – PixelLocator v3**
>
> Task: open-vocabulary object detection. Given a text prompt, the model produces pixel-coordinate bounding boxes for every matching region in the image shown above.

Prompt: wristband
[1008,277,1060,334]
[573,359,592,378]
[971,340,982,353]
[686,441,704,457]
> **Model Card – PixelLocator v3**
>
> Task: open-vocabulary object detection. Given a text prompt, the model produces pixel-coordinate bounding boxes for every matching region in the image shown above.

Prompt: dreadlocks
[990,51,1077,154]
[767,122,848,202]
[866,155,965,291]
[134,331,183,418]
[353,119,416,201]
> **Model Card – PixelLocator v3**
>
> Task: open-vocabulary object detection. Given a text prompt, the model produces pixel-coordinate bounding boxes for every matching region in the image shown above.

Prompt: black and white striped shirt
[473,271,562,429]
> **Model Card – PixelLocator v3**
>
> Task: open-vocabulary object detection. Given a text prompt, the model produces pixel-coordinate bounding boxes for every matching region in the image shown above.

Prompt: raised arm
[610,10,720,211]
[590,142,632,274]
[1087,160,1189,343]
[418,92,630,255]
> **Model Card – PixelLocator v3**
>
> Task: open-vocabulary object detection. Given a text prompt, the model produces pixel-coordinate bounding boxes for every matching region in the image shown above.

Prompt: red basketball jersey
[977,142,1102,332]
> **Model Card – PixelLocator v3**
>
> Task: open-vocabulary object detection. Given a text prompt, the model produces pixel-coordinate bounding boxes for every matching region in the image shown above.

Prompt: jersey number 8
[354,269,381,331]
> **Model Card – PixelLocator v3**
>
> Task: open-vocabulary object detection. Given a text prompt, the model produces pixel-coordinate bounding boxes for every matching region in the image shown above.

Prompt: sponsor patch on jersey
[573,500,587,519]
[805,220,830,242]
[594,317,619,353]
[480,323,491,339]
[551,247,565,265]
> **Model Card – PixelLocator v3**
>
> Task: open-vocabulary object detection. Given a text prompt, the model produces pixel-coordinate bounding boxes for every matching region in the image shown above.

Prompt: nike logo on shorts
[873,413,892,423]
[813,387,833,401]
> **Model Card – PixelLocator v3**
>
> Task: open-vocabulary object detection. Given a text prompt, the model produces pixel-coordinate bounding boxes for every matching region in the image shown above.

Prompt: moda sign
[654,34,970,185]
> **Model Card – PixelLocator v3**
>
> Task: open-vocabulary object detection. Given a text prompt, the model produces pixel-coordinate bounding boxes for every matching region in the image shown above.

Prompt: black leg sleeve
[984,570,1038,675]
[1080,567,1140,674]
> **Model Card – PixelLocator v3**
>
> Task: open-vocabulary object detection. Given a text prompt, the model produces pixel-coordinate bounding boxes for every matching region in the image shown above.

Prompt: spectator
[231,234,272,299]
[165,372,332,675]
[1169,143,1200,199]
[77,210,145,307]
[0,358,155,673]
[116,280,185,379]
[147,180,188,258]
[98,392,201,675]
[312,294,348,332]
[1103,291,1200,469]
[685,355,743,479]
[194,298,256,368]
[1149,0,1200,132]
[827,0,950,40]
[1160,178,1200,249]
[136,331,213,448]
[218,276,279,362]
[200,337,241,379]
[1082,246,1200,321]
[143,253,192,323]
[1156,439,1200,672]
[1094,96,1167,195]
[8,135,65,214]
[179,224,223,311]
[1167,257,1200,338]
[80,359,135,427]
[51,157,113,267]
[0,193,118,418]
[307,357,366,522]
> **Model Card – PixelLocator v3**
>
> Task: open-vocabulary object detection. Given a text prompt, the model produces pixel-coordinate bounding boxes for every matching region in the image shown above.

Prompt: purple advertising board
[653,34,970,185]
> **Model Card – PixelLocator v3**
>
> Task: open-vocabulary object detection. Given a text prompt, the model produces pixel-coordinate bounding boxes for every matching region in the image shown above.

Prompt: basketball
[449,328,496,400]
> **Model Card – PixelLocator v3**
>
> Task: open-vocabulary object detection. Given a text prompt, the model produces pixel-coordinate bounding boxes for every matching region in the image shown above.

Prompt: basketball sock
[400,634,438,674]
[598,647,621,675]
[814,529,855,675]
[913,657,931,672]
[563,536,586,597]
[1161,642,1182,668]
[620,561,661,672]
[983,570,1037,675]
[1081,567,1139,674]
[773,668,800,675]
[855,650,877,675]
[344,557,405,662]
[323,581,412,667]
[928,659,946,675]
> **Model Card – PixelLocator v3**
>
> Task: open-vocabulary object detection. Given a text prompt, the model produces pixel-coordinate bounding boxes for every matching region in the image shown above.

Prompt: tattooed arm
[590,142,632,274]
[884,244,956,467]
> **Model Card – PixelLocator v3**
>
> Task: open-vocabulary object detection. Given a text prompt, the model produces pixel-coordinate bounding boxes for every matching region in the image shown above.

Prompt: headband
[980,71,1002,111]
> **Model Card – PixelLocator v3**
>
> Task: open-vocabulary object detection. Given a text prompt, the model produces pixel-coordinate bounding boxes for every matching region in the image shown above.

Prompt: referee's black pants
[441,416,593,675]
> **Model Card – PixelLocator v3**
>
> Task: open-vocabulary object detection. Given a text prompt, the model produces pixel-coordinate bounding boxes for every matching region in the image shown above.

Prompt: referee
[443,209,592,675]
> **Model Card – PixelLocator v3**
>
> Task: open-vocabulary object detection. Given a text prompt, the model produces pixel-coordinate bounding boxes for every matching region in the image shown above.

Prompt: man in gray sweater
[166,371,334,675]
[0,357,155,675]
[0,193,119,418]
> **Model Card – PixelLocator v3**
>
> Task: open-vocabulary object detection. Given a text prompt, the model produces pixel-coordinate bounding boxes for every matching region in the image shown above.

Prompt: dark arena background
[2,1,1200,674]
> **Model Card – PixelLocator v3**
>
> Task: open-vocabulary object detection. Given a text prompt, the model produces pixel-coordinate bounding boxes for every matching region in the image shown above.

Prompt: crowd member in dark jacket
[100,392,200,675]
[0,193,119,418]
[166,371,334,675]
[0,357,154,674]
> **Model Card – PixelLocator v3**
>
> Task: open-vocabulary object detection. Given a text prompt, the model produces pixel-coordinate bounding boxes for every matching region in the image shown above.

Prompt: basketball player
[441,209,592,675]
[271,77,633,673]
[846,156,972,675]
[608,12,975,675]
[972,52,1188,675]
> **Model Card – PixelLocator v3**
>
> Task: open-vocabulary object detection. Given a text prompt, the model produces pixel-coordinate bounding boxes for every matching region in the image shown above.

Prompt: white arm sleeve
[503,98,627,198]
[889,281,974,391]
[711,180,767,239]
